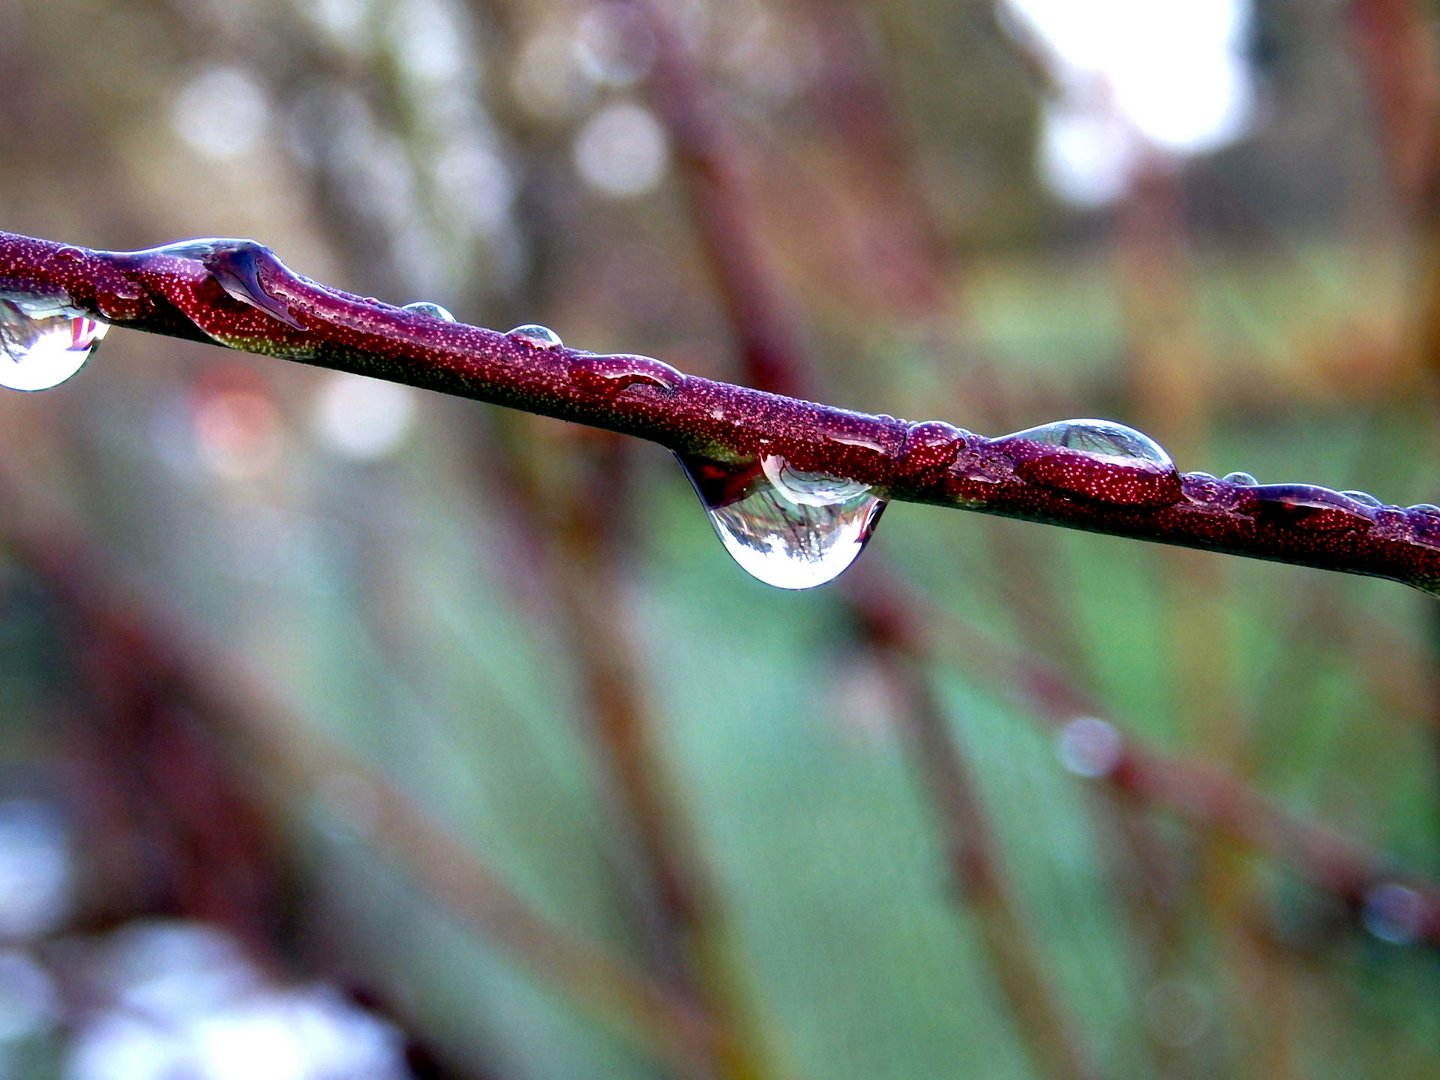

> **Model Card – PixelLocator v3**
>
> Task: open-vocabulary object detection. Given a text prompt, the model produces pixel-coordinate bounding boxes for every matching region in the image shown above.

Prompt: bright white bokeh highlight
[170,67,272,161]
[64,922,409,1080]
[311,372,419,461]
[1004,0,1254,205]
[573,102,670,198]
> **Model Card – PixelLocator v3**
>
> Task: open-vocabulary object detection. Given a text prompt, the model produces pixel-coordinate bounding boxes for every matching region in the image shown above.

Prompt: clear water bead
[1338,490,1384,507]
[507,323,563,349]
[681,453,885,590]
[1005,418,1172,468]
[402,301,456,322]
[1223,471,1259,486]
[0,299,109,391]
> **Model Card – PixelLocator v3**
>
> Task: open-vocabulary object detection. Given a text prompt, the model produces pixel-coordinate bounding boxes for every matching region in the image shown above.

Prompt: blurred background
[2,0,1440,1077]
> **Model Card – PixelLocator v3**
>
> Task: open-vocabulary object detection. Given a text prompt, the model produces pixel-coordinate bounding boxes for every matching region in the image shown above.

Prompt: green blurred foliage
[2,1,1440,1078]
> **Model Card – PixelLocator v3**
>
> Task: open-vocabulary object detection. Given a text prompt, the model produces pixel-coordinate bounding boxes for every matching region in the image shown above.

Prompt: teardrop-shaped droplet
[403,301,456,322]
[0,299,108,391]
[680,453,884,589]
[997,418,1180,506]
[1223,471,1259,486]
[507,323,563,349]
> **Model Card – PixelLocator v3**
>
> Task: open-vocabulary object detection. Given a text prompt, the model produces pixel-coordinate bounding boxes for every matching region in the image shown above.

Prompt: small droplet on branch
[402,301,456,322]
[506,324,563,349]
[570,353,682,397]
[1244,484,1377,533]
[995,418,1182,507]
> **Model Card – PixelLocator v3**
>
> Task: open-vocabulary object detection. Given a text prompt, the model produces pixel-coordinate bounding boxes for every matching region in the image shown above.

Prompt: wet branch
[3,228,1440,596]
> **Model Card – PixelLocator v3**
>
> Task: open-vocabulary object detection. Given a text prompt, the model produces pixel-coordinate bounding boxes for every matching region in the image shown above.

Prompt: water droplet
[1340,490,1384,507]
[1005,418,1172,465]
[135,238,304,329]
[571,352,680,395]
[402,301,456,322]
[680,453,885,590]
[1247,484,1376,531]
[204,242,304,328]
[1223,471,1258,486]
[96,280,149,321]
[1183,472,1223,503]
[1362,882,1426,945]
[1373,506,1410,538]
[1408,506,1440,550]
[0,299,108,391]
[1056,717,1124,778]
[997,419,1180,506]
[48,245,85,266]
[507,323,563,349]
[899,420,968,473]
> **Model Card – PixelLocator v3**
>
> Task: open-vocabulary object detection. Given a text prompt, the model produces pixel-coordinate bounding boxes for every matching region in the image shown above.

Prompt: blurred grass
[4,1,1440,1077]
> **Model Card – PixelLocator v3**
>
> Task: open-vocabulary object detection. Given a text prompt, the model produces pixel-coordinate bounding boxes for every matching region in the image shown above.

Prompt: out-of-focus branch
[0,472,728,1080]
[888,588,1440,948]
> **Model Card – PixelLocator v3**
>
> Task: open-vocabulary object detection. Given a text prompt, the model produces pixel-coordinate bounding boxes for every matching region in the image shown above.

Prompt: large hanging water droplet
[680,453,885,589]
[507,324,563,349]
[0,299,108,391]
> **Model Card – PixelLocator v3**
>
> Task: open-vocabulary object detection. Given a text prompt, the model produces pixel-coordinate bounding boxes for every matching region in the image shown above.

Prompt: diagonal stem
[2,228,1439,595]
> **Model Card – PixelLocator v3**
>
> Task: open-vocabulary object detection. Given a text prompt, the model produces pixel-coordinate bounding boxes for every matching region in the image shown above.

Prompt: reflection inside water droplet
[507,323,563,349]
[402,301,456,322]
[997,418,1179,506]
[1223,471,1258,486]
[680,453,885,589]
[1004,418,1173,468]
[0,299,108,391]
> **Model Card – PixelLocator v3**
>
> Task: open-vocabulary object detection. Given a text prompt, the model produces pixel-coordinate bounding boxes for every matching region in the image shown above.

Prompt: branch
[3,229,1439,594]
